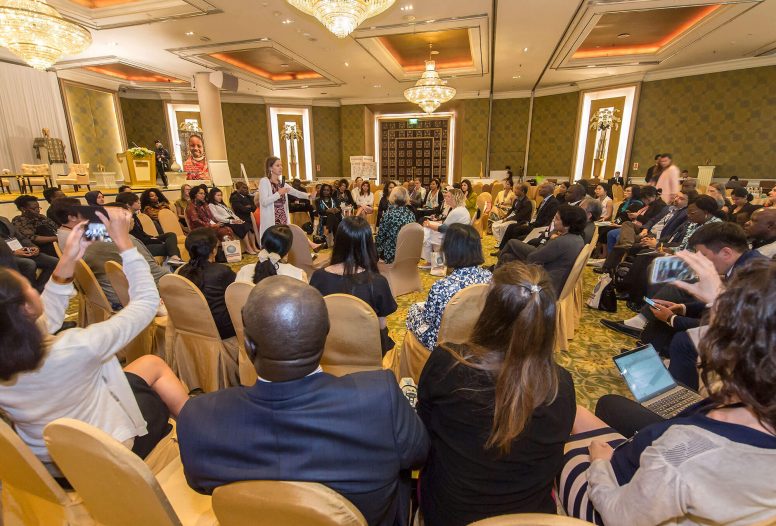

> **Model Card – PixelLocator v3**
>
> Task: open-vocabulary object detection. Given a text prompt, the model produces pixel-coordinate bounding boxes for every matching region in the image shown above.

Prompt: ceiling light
[344,61,350,66]
[404,47,456,114]
[0,0,92,70]
[260,37,270,41]
[372,83,381,88]
[617,33,631,39]
[280,63,290,67]
[286,0,396,38]
[512,75,521,79]
[400,4,412,11]
[282,18,293,24]
[185,31,194,36]
[300,85,309,88]
[523,47,528,52]
[426,19,435,23]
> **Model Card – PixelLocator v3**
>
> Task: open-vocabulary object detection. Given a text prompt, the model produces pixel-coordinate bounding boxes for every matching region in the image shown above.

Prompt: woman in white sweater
[419,188,472,269]
[207,187,259,254]
[353,180,375,219]
[0,209,188,465]
[256,156,317,250]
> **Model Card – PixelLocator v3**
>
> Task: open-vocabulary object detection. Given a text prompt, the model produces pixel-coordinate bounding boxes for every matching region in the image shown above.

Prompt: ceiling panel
[82,62,186,83]
[378,29,473,72]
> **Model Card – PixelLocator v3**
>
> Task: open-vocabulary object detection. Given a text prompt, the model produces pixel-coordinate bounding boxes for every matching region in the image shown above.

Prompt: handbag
[430,250,446,277]
[614,261,633,295]
[221,239,242,263]
[587,272,617,312]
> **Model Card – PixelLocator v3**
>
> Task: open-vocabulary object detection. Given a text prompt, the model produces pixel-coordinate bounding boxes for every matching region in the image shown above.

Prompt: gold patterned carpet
[66,235,633,410]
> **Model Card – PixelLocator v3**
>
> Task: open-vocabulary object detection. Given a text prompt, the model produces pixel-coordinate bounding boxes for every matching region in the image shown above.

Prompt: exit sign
[408,118,419,127]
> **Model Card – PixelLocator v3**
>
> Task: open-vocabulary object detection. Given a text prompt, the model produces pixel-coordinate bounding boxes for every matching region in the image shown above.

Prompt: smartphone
[643,297,658,308]
[649,256,697,284]
[75,206,112,242]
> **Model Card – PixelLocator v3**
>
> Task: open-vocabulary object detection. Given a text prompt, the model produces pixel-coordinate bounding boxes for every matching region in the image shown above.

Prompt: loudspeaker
[210,71,239,92]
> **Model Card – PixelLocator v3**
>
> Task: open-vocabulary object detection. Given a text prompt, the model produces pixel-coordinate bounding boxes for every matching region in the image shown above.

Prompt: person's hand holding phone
[649,301,675,323]
[96,207,133,253]
[653,299,685,314]
[672,250,723,305]
[52,220,90,282]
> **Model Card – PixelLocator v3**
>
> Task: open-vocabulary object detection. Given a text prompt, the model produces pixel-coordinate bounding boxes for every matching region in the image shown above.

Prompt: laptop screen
[613,344,677,402]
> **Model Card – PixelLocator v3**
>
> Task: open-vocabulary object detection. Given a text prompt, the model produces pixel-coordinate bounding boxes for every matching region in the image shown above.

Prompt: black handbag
[614,261,632,295]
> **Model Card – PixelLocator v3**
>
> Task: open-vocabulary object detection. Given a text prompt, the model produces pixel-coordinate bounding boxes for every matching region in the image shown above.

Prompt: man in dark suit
[493,182,559,254]
[177,276,429,526]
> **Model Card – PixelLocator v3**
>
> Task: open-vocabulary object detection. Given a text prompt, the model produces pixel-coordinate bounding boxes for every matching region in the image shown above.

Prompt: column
[194,72,230,183]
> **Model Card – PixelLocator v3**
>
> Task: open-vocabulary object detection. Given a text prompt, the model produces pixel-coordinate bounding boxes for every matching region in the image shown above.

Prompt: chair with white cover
[212,480,367,526]
[20,164,51,192]
[157,208,189,261]
[574,227,598,320]
[0,418,94,526]
[159,274,238,392]
[555,245,591,352]
[224,281,258,387]
[378,222,424,298]
[56,163,90,191]
[287,223,330,278]
[392,284,489,383]
[136,212,159,237]
[321,294,383,376]
[43,418,217,526]
[469,513,594,525]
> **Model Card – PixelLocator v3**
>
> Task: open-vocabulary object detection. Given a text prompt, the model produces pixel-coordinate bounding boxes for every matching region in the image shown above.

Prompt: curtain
[0,61,72,172]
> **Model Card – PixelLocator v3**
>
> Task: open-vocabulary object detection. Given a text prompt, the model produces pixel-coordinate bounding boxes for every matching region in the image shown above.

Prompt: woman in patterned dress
[375,186,416,264]
[256,156,318,250]
[406,223,492,351]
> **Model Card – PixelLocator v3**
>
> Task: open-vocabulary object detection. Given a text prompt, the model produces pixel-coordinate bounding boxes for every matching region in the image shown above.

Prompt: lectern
[116,150,156,188]
[697,166,716,191]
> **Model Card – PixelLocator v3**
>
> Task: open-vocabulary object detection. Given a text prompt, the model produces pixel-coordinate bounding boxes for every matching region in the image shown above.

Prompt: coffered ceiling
[1,0,773,103]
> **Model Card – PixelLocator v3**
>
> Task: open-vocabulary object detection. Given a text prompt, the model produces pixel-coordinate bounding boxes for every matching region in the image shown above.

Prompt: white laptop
[613,344,703,419]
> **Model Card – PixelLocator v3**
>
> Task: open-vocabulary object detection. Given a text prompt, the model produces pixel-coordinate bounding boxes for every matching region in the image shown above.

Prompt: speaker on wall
[210,71,239,92]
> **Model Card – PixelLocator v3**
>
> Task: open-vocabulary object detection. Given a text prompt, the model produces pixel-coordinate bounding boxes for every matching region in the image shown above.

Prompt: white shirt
[235,261,307,284]
[0,248,159,461]
[208,202,239,223]
[353,192,374,208]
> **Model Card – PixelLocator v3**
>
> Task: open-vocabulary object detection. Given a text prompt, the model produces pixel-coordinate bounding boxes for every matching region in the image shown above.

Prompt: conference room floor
[63,235,633,409]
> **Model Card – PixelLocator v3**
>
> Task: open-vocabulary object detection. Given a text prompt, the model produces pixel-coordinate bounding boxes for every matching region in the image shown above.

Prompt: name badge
[6,237,23,251]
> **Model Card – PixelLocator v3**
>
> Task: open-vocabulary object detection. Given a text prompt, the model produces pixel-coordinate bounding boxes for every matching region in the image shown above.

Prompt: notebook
[613,344,703,419]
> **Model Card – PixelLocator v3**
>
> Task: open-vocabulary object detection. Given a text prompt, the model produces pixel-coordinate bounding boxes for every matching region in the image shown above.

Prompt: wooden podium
[697,165,716,191]
[116,151,156,188]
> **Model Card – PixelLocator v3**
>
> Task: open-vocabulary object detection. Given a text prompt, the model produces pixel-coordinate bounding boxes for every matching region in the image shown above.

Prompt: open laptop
[613,344,704,419]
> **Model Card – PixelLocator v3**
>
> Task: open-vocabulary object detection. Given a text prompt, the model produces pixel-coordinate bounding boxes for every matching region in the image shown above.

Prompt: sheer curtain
[0,61,72,172]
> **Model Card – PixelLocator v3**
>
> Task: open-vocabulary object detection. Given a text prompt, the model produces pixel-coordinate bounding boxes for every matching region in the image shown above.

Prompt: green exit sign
[408,118,419,127]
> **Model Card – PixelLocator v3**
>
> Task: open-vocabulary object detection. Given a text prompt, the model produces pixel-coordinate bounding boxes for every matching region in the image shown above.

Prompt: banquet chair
[225,281,258,387]
[321,294,383,376]
[378,222,424,298]
[523,226,549,243]
[212,480,367,526]
[527,185,539,201]
[438,283,489,345]
[610,184,624,201]
[555,245,592,352]
[472,192,492,237]
[104,261,166,363]
[482,183,492,195]
[491,182,504,198]
[473,183,483,194]
[159,274,238,392]
[44,419,217,526]
[573,227,599,320]
[287,223,331,278]
[157,208,189,261]
[73,259,113,326]
[0,419,95,526]
[20,164,51,192]
[56,163,90,191]
[469,513,594,525]
[137,212,159,237]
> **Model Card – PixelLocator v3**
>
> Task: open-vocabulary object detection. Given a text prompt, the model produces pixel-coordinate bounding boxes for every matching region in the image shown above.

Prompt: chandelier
[0,0,91,70]
[286,0,395,38]
[404,54,456,114]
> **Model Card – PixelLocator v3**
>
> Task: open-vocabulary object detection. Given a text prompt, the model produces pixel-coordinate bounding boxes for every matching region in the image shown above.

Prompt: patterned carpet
[66,235,634,410]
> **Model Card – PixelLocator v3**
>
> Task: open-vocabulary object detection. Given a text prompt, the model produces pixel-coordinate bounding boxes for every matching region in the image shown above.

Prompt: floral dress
[406,266,492,350]
[375,205,416,263]
[271,181,288,225]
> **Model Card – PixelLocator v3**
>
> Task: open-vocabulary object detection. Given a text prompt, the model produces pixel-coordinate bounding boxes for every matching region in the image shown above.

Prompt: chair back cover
[321,294,382,376]
[438,284,489,345]
[558,244,590,302]
[136,212,158,237]
[469,513,595,525]
[378,222,423,297]
[104,260,130,307]
[225,281,258,387]
[212,480,367,526]
[73,259,113,325]
[157,208,185,238]
[43,419,182,526]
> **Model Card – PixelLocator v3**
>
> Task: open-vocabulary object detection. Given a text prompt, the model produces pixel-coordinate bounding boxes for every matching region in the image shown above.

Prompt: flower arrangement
[589,108,622,132]
[127,147,154,158]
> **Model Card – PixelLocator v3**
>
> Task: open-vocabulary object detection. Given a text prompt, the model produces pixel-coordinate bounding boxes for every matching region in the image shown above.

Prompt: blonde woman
[419,188,471,269]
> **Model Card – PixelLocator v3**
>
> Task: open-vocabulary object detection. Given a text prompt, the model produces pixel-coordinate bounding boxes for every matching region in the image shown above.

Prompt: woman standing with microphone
[256,156,320,249]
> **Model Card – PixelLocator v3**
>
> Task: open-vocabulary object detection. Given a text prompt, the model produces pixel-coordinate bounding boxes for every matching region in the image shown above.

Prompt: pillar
[194,71,229,168]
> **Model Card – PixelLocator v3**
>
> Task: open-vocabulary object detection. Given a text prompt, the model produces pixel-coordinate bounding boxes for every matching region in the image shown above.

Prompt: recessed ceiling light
[300,85,308,88]
[430,50,439,55]
[512,75,521,79]
[185,31,194,36]
[523,47,529,52]
[426,19,436,23]
[372,84,381,88]
[617,33,631,39]
[344,61,350,67]
[282,18,293,24]
[586,65,597,68]
[280,63,290,68]
[400,4,413,11]
[260,37,270,42]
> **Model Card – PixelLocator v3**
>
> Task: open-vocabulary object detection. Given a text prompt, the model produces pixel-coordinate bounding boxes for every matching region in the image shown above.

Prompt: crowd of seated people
[0,171,774,526]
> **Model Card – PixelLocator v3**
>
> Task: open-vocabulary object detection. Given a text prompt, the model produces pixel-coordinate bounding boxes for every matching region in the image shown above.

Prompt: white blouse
[354,192,374,208]
[209,202,239,223]
[235,262,308,284]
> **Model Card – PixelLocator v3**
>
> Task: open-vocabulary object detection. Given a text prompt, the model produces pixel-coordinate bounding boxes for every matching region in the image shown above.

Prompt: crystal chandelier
[0,0,91,70]
[286,0,395,38]
[404,53,456,114]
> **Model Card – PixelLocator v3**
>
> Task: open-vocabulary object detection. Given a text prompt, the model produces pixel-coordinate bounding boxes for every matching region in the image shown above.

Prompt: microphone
[280,175,285,188]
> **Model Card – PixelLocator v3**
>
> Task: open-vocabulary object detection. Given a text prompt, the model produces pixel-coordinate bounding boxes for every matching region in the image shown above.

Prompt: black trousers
[125,372,172,458]
[145,232,181,258]
[156,164,168,187]
[16,252,58,292]
[639,285,697,357]
[290,202,315,225]
[626,251,662,303]
[497,222,531,249]
[668,331,700,391]
[595,394,665,438]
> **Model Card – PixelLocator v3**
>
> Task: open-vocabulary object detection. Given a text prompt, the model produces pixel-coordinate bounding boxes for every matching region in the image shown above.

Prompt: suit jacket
[506,196,533,224]
[658,208,688,242]
[531,195,559,228]
[177,370,429,526]
[502,233,585,298]
[0,217,34,247]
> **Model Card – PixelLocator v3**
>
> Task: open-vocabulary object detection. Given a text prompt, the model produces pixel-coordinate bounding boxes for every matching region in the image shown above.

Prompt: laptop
[613,344,704,419]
